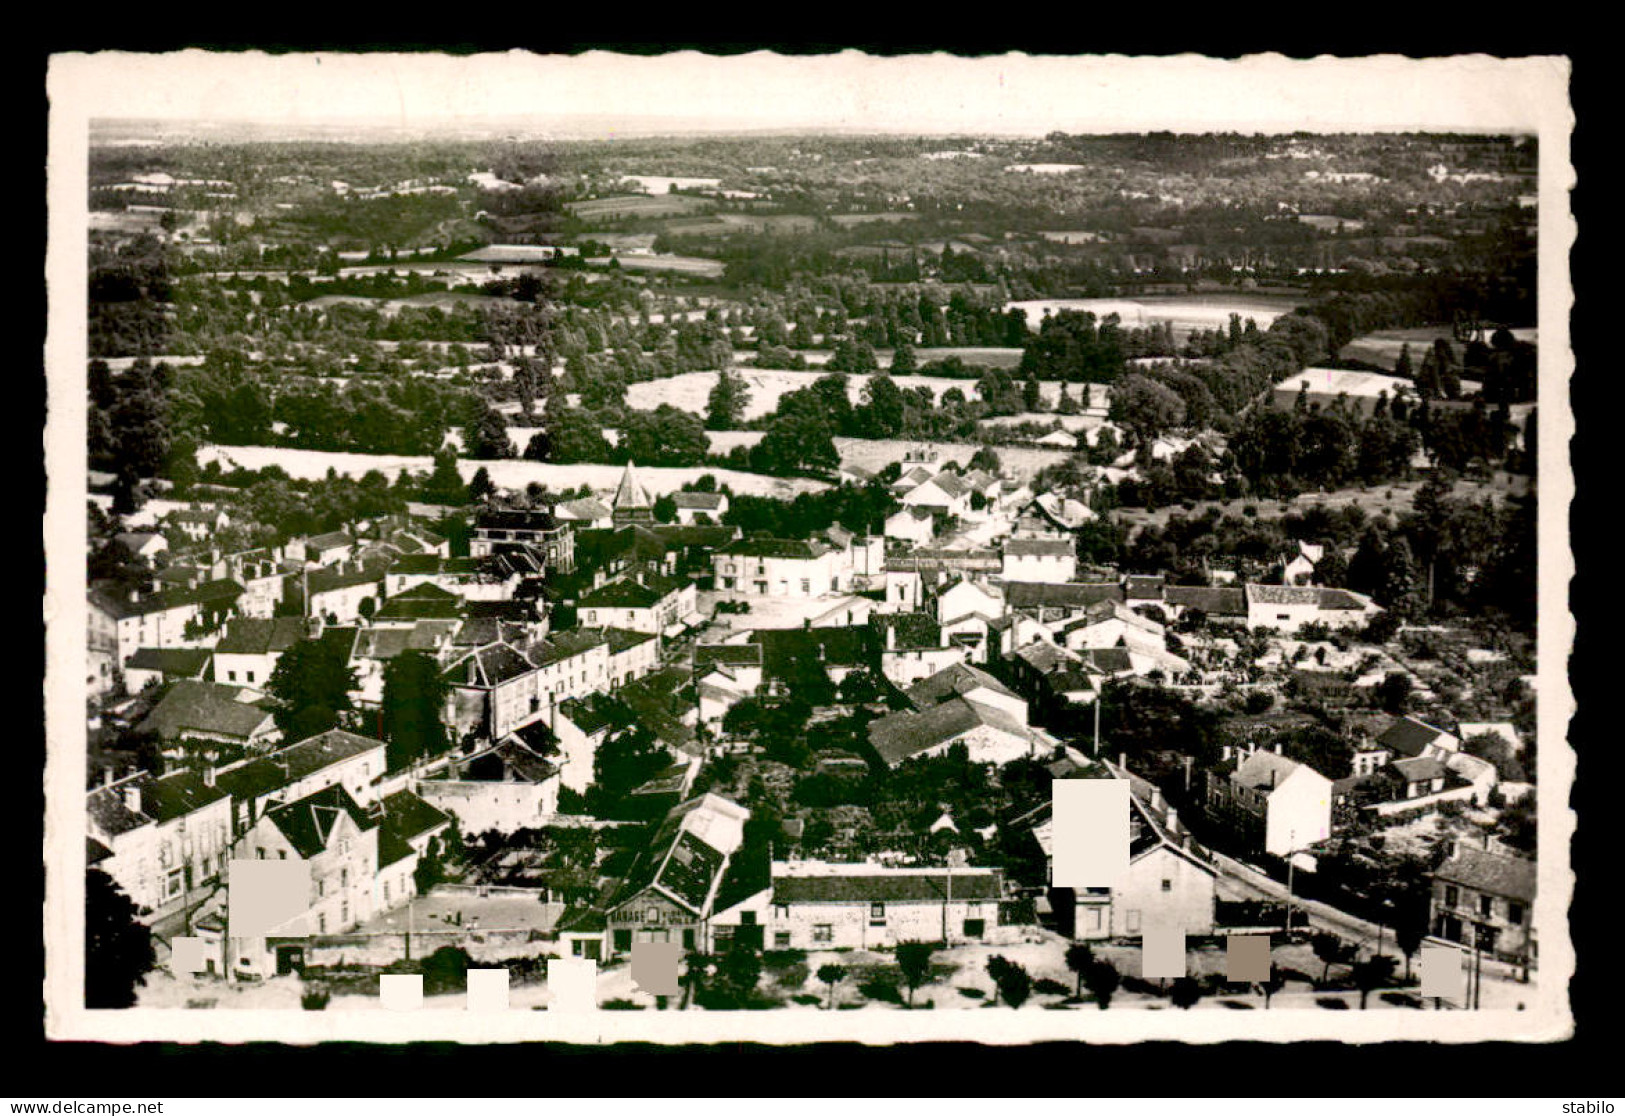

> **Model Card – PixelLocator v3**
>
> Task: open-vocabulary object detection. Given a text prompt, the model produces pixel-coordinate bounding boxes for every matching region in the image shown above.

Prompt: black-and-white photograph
[43,50,1574,1045]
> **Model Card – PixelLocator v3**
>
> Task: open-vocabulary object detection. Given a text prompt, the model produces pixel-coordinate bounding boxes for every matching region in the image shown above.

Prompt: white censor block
[380,973,423,1012]
[1050,779,1130,889]
[228,859,309,937]
[1419,943,1468,1001]
[547,957,598,1013]
[170,936,207,975]
[466,968,511,1012]
[1141,922,1186,979]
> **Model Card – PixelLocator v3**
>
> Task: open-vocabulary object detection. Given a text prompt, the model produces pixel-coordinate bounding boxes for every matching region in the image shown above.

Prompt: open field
[626,368,1071,422]
[1007,294,1298,338]
[660,213,818,237]
[566,194,713,220]
[832,438,1069,483]
[196,444,828,499]
[619,175,722,194]
[1109,471,1533,533]
[591,254,725,277]
[829,212,919,226]
[1339,326,1538,369]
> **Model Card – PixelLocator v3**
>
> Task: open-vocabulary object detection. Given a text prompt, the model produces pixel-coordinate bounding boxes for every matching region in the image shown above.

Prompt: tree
[467,466,496,502]
[817,963,847,1010]
[1065,942,1095,997]
[895,941,935,1007]
[264,637,359,741]
[467,405,515,460]
[1312,931,1353,986]
[1083,958,1120,1009]
[1353,954,1398,1009]
[717,941,763,1003]
[1169,976,1203,1010]
[988,957,1031,1008]
[380,650,452,770]
[1258,963,1285,1009]
[422,445,466,505]
[705,369,750,431]
[1378,672,1413,715]
[85,868,156,1008]
[891,342,918,376]
[1110,374,1186,448]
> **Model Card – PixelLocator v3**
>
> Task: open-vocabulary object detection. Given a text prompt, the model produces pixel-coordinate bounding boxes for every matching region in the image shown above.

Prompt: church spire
[612,460,654,525]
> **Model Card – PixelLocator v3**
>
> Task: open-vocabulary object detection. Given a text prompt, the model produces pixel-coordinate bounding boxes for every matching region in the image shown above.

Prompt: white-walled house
[1204,748,1333,857]
[1002,538,1077,583]
[885,507,937,546]
[712,538,848,597]
[765,861,1002,950]
[1244,584,1380,631]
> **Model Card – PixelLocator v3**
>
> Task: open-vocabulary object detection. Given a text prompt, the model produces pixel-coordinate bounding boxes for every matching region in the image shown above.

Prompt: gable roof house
[226,783,381,980]
[867,696,1041,769]
[1430,845,1537,966]
[765,860,1005,950]
[213,727,388,837]
[1203,747,1333,858]
[212,616,311,689]
[123,646,213,692]
[90,578,246,669]
[87,768,233,923]
[670,490,729,525]
[1002,537,1078,584]
[906,662,1029,724]
[416,740,560,837]
[137,678,280,752]
[1032,761,1219,940]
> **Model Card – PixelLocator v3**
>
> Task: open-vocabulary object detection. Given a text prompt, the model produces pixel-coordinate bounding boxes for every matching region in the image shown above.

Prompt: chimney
[122,784,142,812]
[1273,742,1283,756]
[1222,744,1232,763]
[1165,806,1178,834]
[203,766,217,788]
[1118,751,1127,772]
[1150,788,1163,812]
[885,625,897,651]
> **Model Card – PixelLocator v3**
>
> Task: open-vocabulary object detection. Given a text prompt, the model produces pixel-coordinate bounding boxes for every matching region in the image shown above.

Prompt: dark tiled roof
[125,647,212,677]
[867,697,1030,766]
[906,662,1019,710]
[671,492,724,510]
[139,680,274,742]
[1163,586,1247,616]
[476,509,559,531]
[604,627,657,655]
[578,578,670,609]
[442,642,536,687]
[1004,582,1124,610]
[755,626,871,681]
[267,783,376,859]
[380,790,450,842]
[1391,756,1448,783]
[1244,583,1322,606]
[90,578,245,620]
[1435,848,1536,903]
[695,643,764,669]
[1005,538,1073,558]
[773,869,1002,904]
[722,537,823,559]
[214,616,310,655]
[215,729,385,802]
[530,628,609,668]
[1377,716,1451,758]
[388,553,445,575]
[378,829,418,868]
[872,611,941,649]
[1082,647,1135,674]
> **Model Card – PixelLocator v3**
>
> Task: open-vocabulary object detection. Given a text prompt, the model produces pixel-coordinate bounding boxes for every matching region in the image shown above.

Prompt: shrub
[957,986,985,1000]
[791,993,823,1006]
[1034,978,1070,997]
[858,975,904,1005]
[774,962,811,990]
[300,986,331,1011]
[601,998,645,1010]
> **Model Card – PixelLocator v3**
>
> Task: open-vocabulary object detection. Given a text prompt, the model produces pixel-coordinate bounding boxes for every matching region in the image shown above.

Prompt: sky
[51,51,1570,137]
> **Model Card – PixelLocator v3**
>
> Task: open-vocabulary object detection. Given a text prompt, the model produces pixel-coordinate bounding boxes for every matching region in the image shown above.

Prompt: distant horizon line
[89,115,1537,140]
